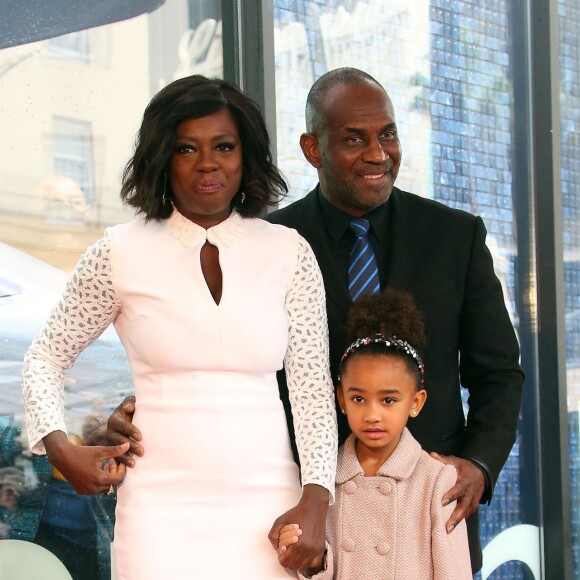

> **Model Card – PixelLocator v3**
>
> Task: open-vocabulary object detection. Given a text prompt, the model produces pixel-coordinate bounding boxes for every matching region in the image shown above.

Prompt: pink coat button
[379,481,392,495]
[341,539,356,552]
[343,481,357,494]
[376,541,390,555]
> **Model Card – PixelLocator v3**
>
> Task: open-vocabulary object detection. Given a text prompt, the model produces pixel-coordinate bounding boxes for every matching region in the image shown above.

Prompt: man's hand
[268,484,328,571]
[44,430,129,495]
[106,396,143,467]
[430,452,485,533]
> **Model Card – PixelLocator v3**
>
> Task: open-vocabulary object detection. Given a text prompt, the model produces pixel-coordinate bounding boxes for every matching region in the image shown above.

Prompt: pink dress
[23,210,337,579]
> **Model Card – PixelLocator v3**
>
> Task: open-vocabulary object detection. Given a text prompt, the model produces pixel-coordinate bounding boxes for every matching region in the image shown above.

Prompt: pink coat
[302,428,472,579]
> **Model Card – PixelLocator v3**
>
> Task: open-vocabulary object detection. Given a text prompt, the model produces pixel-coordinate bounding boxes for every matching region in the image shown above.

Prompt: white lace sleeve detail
[284,232,338,501]
[22,230,121,454]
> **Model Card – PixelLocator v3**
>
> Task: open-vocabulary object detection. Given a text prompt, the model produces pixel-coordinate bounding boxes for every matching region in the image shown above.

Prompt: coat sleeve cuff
[297,543,332,579]
[462,455,493,504]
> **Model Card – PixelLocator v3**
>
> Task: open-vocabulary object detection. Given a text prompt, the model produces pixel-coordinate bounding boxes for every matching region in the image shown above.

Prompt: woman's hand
[278,524,325,578]
[268,484,328,571]
[44,430,129,495]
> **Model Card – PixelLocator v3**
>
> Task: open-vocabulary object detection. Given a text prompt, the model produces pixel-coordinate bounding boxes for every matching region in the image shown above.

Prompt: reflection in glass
[560,0,580,575]
[0,1,223,578]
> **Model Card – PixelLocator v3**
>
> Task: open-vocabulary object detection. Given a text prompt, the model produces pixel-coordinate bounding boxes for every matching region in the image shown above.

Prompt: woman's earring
[341,409,346,415]
[240,192,246,205]
[162,173,168,207]
[411,410,417,417]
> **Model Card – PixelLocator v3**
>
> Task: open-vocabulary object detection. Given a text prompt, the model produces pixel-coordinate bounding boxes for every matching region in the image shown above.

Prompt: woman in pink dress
[22,75,337,579]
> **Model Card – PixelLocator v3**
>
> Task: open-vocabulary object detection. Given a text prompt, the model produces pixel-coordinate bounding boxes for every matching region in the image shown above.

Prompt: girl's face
[337,353,426,465]
[170,107,243,229]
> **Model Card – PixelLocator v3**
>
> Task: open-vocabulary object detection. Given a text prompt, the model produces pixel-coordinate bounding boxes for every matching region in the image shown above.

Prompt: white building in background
[0,0,223,272]
[274,1,432,204]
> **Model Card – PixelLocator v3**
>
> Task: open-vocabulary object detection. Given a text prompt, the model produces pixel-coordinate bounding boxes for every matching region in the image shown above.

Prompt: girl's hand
[268,484,328,571]
[44,430,129,494]
[278,524,302,556]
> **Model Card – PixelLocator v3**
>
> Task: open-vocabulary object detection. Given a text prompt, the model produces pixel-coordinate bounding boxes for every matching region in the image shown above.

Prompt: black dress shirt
[317,189,391,295]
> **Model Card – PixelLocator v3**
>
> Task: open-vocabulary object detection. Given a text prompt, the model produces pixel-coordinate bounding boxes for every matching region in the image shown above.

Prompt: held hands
[106,396,143,467]
[278,525,325,577]
[268,484,328,572]
[278,524,303,556]
[430,452,485,533]
[44,431,129,495]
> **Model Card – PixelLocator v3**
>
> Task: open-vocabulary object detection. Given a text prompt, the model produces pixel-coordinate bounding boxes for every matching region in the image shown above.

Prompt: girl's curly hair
[340,288,426,388]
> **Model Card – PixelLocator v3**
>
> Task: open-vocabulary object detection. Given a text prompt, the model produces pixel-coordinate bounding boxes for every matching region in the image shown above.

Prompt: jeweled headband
[339,335,425,386]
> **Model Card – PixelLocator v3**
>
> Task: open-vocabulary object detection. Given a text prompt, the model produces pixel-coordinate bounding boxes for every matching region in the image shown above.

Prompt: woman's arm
[283,233,338,494]
[22,231,128,493]
[269,232,338,571]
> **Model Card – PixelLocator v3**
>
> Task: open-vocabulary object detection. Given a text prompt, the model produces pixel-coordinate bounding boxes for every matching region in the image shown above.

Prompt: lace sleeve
[284,232,338,500]
[22,231,121,454]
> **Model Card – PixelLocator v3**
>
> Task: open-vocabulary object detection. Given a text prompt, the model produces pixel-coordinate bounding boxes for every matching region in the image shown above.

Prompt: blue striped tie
[348,218,380,301]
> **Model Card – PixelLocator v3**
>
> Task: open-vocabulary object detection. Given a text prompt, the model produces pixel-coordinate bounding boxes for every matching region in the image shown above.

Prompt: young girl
[278,289,472,579]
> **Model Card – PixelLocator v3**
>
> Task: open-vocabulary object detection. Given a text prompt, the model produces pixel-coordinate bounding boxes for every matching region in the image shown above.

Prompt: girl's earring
[411,410,417,417]
[240,192,246,205]
[341,409,346,415]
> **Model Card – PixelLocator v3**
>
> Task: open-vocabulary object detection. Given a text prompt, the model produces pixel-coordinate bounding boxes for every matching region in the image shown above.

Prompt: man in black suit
[266,68,523,573]
[108,68,523,573]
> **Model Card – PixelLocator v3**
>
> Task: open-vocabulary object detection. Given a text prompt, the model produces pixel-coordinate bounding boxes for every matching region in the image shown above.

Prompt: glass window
[273,1,539,577]
[560,0,580,575]
[50,116,95,222]
[48,31,89,61]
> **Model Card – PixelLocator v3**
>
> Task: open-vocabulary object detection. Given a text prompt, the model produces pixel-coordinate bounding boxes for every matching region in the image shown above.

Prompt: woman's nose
[196,148,218,171]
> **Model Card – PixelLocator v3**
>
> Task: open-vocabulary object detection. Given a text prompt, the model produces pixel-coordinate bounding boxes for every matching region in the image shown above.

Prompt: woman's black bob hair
[120,75,287,219]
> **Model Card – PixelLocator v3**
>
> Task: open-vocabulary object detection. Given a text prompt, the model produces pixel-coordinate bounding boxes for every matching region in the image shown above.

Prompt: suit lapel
[385,189,432,290]
[293,188,351,311]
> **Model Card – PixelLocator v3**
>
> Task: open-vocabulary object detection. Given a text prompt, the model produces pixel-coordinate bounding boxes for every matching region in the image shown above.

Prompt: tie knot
[349,218,371,238]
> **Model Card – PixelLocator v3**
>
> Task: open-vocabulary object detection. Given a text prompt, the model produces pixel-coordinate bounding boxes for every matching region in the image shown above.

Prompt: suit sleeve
[457,216,524,498]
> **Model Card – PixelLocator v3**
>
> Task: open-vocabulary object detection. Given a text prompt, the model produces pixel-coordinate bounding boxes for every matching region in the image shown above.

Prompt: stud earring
[411,410,417,417]
[341,409,346,415]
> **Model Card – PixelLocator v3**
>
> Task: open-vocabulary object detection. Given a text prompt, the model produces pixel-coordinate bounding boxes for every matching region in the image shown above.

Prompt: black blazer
[268,185,524,571]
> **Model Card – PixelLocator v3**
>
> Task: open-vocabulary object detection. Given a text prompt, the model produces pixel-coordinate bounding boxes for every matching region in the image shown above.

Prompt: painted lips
[193,179,223,193]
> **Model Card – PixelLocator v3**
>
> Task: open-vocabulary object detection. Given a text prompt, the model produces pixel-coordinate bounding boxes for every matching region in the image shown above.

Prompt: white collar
[165,208,246,249]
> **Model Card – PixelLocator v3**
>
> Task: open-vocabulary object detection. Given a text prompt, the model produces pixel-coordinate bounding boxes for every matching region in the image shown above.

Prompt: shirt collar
[336,428,422,484]
[165,208,245,249]
[317,188,391,243]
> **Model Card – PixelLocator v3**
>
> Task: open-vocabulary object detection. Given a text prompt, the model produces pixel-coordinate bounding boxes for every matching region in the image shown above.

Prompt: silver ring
[105,484,115,496]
